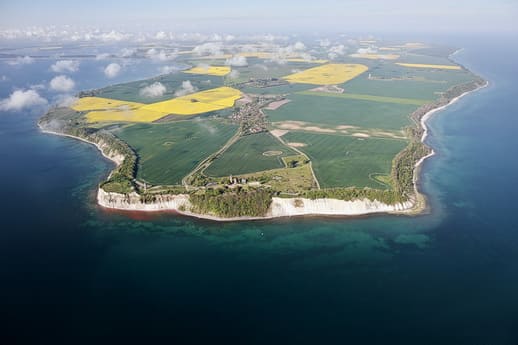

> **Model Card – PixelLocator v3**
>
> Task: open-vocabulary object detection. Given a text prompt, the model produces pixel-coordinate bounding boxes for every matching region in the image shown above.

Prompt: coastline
[38,126,124,168]
[39,79,489,223]
[408,79,490,215]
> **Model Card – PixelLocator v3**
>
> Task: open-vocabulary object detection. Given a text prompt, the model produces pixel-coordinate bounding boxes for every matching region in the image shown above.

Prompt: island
[39,39,486,221]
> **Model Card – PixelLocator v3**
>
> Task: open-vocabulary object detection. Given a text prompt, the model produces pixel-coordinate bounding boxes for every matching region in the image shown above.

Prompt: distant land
[39,38,486,221]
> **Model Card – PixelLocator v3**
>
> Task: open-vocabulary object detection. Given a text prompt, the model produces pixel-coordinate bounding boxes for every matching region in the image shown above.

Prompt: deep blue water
[1,35,518,344]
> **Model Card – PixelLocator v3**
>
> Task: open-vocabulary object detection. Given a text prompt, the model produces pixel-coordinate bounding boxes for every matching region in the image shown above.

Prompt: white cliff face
[96,189,414,220]
[95,139,125,166]
[97,189,190,211]
[269,197,413,217]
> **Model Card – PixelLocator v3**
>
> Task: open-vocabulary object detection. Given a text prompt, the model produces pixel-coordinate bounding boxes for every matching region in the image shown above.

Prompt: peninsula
[39,39,486,221]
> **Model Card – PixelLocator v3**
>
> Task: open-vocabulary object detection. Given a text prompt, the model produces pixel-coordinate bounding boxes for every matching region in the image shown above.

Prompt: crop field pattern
[65,40,480,191]
[283,63,369,85]
[116,120,238,185]
[282,132,408,189]
[74,87,241,123]
[265,93,418,130]
[183,66,231,76]
[96,73,225,104]
[204,132,297,176]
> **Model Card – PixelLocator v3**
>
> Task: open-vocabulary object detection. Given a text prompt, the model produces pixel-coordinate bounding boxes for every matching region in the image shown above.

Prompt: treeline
[190,188,272,218]
[300,187,404,205]
[391,141,430,197]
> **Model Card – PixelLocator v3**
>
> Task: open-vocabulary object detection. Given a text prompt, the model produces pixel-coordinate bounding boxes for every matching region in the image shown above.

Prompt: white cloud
[54,94,78,107]
[293,41,306,51]
[95,53,111,60]
[174,80,197,97]
[99,30,130,42]
[7,56,34,66]
[0,89,47,111]
[228,70,240,80]
[299,53,317,62]
[225,35,236,42]
[357,46,378,54]
[155,31,168,40]
[146,48,177,61]
[253,64,269,72]
[159,65,181,74]
[328,45,347,60]
[225,55,248,67]
[319,39,331,47]
[104,63,121,78]
[139,82,166,98]
[0,75,8,82]
[119,48,136,58]
[192,42,223,56]
[51,60,80,73]
[50,75,75,92]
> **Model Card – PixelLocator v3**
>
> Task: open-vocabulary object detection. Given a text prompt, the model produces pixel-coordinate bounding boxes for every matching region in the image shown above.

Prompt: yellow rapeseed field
[73,87,242,123]
[396,63,462,70]
[282,63,368,85]
[183,66,231,76]
[141,87,241,115]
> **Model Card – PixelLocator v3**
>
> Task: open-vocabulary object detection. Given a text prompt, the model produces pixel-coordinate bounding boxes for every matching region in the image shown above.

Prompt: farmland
[183,65,231,76]
[265,93,418,130]
[283,64,369,85]
[39,37,485,218]
[204,132,297,176]
[78,86,241,122]
[116,119,238,185]
[396,63,462,70]
[140,86,242,115]
[282,132,408,188]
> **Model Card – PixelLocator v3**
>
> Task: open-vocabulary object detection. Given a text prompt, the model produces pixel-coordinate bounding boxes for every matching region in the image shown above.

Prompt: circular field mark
[262,150,283,157]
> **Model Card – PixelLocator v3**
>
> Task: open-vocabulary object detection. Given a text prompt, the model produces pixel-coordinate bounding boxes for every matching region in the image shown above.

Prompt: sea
[0,34,517,344]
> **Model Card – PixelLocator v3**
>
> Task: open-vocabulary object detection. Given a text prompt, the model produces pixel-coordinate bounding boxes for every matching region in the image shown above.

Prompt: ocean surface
[0,35,517,344]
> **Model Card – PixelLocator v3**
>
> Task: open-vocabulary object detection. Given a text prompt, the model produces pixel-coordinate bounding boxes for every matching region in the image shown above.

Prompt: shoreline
[39,80,488,223]
[38,126,124,169]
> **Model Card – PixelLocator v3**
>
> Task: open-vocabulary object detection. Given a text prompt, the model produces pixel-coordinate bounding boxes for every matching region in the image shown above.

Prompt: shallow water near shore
[1,35,518,343]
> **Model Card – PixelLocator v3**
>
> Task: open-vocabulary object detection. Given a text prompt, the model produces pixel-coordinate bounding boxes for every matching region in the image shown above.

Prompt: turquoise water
[1,35,518,343]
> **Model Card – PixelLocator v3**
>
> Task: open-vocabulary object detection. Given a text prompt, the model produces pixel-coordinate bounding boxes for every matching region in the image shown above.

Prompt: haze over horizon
[1,0,517,35]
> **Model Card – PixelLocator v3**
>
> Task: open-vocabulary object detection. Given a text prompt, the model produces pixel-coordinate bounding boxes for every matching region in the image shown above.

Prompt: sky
[1,0,517,34]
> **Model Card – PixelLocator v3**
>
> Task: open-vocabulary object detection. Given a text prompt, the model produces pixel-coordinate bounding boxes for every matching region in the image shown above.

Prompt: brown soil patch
[305,126,336,133]
[287,142,307,147]
[309,85,344,94]
[263,150,283,156]
[265,99,291,110]
[270,129,288,138]
[274,121,336,134]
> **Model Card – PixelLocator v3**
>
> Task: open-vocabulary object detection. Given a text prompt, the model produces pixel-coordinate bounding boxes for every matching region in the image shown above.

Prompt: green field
[204,132,297,176]
[239,83,314,95]
[282,131,408,188]
[340,63,480,100]
[95,73,225,104]
[265,93,418,130]
[297,91,429,106]
[116,119,238,185]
